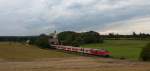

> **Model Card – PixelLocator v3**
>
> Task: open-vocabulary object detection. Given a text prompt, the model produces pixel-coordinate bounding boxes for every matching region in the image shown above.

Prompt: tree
[34,34,50,49]
[81,31,103,44]
[57,31,79,46]
[57,31,103,46]
[140,43,150,61]
[133,32,137,36]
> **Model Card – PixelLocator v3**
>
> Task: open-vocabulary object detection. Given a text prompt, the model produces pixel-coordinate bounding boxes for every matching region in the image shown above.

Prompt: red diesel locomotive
[51,45,111,57]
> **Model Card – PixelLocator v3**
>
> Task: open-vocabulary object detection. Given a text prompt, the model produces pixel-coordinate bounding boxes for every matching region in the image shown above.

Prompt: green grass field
[0,40,149,61]
[81,40,150,60]
[0,42,73,61]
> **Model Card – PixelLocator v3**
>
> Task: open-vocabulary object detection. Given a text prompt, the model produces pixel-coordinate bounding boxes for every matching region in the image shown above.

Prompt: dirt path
[0,57,150,71]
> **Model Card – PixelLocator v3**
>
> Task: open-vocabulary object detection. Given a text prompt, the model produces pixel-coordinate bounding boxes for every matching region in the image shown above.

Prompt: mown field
[0,42,74,61]
[1,57,150,71]
[81,40,150,60]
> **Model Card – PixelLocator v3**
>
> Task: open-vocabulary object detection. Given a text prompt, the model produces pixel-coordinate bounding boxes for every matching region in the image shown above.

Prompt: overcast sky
[0,0,150,36]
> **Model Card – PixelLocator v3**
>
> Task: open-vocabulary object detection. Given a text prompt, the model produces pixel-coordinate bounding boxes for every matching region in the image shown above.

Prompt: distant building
[49,31,59,45]
[26,40,30,44]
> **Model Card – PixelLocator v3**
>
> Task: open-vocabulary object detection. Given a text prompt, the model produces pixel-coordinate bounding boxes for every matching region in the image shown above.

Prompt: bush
[140,43,150,61]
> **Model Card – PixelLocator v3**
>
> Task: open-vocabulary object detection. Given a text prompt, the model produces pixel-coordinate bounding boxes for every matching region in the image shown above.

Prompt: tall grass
[0,42,74,61]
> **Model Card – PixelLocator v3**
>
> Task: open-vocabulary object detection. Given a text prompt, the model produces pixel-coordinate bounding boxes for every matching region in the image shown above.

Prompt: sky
[0,0,150,36]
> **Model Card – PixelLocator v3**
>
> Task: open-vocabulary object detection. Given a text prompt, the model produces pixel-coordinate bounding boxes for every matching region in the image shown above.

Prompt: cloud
[99,17,150,34]
[0,0,150,36]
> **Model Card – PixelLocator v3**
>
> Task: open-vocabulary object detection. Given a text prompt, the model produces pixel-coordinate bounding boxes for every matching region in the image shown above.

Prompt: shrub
[140,43,150,61]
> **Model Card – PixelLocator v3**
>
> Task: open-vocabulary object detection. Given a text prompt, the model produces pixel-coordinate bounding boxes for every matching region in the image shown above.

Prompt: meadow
[81,40,150,60]
[0,41,150,71]
[0,40,149,61]
[0,42,74,61]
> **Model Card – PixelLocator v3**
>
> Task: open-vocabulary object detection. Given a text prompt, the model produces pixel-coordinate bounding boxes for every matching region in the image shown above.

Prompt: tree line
[0,36,38,42]
[57,31,103,46]
[101,32,150,40]
[1,32,150,42]
[0,31,150,48]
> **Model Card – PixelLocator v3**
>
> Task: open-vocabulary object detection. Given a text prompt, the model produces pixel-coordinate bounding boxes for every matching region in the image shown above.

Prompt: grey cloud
[0,0,150,36]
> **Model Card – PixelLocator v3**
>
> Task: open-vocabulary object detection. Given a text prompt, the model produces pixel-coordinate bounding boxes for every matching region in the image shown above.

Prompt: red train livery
[51,45,111,57]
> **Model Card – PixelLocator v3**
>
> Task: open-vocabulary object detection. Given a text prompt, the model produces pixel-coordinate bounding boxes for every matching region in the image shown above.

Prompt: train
[51,45,111,57]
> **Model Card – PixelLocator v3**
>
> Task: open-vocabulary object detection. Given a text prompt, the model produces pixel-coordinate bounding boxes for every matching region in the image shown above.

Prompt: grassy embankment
[0,42,74,61]
[81,40,150,60]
